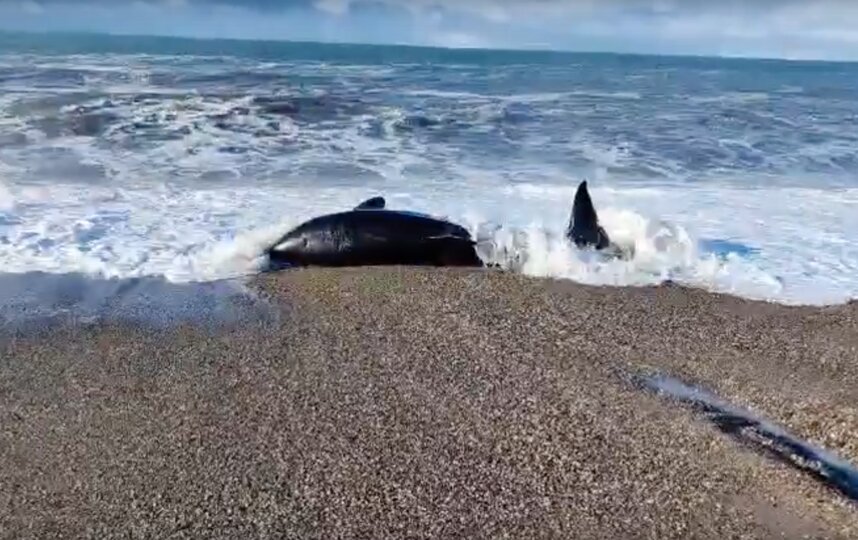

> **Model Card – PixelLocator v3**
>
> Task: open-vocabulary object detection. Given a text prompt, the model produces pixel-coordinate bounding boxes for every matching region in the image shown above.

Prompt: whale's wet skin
[266,196,484,268]
[1,33,858,315]
[641,374,858,502]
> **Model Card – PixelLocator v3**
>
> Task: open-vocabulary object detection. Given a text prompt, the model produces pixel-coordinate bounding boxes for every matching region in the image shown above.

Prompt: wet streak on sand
[641,374,858,502]
[0,271,278,335]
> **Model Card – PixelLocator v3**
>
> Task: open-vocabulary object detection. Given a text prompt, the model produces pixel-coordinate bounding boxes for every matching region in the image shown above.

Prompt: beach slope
[1,268,857,538]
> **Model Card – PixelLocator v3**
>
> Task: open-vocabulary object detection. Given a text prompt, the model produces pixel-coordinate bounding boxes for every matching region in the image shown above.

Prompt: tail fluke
[566,180,610,250]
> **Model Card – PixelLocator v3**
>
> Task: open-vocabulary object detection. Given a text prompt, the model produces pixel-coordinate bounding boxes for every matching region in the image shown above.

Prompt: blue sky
[3,1,858,60]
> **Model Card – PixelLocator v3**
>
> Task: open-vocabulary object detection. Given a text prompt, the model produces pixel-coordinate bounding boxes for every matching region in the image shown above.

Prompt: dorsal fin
[567,180,610,249]
[355,196,385,210]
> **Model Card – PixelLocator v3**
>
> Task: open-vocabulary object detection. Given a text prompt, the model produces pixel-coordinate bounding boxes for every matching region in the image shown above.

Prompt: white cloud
[7,0,858,60]
[422,0,858,59]
[314,0,349,16]
[19,0,44,14]
[299,0,858,58]
[428,30,490,48]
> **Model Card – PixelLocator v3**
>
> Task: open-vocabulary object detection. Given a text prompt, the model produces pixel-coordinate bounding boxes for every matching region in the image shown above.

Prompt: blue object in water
[699,238,760,258]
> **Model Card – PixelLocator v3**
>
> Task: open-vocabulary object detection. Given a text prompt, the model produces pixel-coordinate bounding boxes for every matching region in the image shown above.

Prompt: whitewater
[0,33,856,308]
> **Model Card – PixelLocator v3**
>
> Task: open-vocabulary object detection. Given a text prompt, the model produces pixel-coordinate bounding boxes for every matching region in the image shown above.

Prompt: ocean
[0,31,856,322]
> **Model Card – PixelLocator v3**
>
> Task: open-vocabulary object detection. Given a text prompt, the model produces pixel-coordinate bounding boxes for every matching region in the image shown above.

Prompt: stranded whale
[266,197,484,268]
[266,181,625,270]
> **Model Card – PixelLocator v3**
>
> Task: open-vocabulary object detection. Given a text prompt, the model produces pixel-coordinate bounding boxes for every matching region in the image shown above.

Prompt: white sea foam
[0,173,853,306]
[0,181,14,212]
[494,183,858,305]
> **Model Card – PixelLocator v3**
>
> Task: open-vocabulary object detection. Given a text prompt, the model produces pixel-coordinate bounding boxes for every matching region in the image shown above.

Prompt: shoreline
[2,267,857,538]
[0,266,854,334]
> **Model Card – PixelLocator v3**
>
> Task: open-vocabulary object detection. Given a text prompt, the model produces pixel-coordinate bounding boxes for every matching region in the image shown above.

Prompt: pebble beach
[1,267,856,539]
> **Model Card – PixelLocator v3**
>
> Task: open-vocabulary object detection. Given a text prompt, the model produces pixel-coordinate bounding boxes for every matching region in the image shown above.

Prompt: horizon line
[2,28,857,66]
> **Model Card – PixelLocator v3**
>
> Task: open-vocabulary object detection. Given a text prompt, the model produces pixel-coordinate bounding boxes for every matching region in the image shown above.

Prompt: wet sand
[1,267,857,539]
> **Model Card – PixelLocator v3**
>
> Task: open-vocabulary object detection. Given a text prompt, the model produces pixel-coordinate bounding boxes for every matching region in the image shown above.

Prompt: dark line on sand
[638,373,858,503]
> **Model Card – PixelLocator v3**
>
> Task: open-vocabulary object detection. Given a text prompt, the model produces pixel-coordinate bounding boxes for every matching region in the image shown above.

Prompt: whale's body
[266,198,483,268]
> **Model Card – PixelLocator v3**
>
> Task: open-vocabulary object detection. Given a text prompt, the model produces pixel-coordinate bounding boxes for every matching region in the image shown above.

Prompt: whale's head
[266,212,355,268]
[266,218,331,267]
[266,230,309,267]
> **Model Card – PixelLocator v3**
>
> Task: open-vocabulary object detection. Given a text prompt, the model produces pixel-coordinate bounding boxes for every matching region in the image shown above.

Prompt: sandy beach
[1,267,857,539]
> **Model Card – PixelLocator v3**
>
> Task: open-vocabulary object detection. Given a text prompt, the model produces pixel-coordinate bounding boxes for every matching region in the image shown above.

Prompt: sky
[3,0,858,61]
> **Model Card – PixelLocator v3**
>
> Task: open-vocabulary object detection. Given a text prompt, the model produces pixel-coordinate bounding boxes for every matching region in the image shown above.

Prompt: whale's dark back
[268,209,482,268]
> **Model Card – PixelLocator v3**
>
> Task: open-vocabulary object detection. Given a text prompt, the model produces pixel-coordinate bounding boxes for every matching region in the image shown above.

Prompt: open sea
[0,31,856,324]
